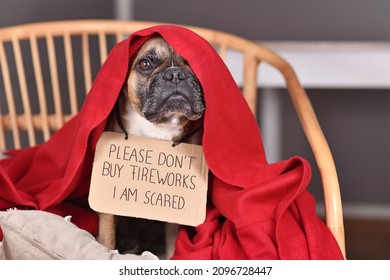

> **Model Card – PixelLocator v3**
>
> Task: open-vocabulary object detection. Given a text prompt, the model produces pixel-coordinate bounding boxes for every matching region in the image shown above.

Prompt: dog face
[126,36,205,127]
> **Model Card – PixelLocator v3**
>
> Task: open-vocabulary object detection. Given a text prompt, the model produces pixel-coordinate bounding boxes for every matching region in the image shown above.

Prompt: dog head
[125,36,205,127]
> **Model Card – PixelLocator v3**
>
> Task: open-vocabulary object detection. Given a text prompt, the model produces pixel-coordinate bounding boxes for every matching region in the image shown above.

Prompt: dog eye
[138,59,153,72]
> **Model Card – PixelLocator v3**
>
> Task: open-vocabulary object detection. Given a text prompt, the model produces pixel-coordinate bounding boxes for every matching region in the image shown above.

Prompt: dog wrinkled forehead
[138,37,171,57]
[130,36,188,69]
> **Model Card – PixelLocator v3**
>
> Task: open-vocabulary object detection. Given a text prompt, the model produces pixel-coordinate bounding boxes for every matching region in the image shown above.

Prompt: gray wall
[2,0,389,41]
[133,0,390,41]
[0,0,113,27]
[0,0,389,206]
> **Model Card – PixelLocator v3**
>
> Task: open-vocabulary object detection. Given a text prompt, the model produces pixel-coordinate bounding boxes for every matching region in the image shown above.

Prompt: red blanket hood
[0,25,343,259]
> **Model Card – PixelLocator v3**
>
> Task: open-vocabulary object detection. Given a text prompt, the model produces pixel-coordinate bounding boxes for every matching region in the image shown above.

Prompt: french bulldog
[97,36,205,259]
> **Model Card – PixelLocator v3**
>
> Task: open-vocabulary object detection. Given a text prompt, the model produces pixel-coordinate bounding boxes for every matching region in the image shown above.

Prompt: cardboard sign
[89,132,209,227]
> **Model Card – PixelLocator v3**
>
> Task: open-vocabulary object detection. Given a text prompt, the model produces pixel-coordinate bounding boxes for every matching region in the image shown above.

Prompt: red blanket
[0,25,343,259]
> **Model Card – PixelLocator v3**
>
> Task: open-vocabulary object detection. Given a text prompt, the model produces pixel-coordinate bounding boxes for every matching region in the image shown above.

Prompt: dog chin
[143,111,195,126]
[167,114,186,125]
[142,102,204,125]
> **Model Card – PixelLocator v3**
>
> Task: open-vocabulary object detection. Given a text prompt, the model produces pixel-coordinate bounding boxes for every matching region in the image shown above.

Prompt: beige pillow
[0,210,157,260]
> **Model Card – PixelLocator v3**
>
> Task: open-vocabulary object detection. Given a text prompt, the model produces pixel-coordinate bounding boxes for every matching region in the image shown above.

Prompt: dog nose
[163,67,187,82]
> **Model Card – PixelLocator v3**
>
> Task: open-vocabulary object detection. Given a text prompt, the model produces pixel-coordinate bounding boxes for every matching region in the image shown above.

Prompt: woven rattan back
[0,20,345,258]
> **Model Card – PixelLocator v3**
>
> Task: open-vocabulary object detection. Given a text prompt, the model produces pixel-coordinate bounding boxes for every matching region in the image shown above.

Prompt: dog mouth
[142,88,205,124]
[139,65,205,124]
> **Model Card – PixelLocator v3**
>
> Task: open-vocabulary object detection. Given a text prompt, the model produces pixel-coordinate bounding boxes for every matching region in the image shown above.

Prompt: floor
[344,219,390,260]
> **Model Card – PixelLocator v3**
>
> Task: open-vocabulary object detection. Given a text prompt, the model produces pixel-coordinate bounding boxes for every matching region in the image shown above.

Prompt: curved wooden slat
[82,32,92,95]
[98,31,108,65]
[30,34,51,141]
[64,32,78,117]
[0,39,21,149]
[2,113,74,131]
[46,33,63,130]
[13,37,36,146]
[242,52,259,114]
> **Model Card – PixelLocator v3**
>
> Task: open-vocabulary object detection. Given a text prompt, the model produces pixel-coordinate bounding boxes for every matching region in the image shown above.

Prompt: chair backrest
[0,20,345,258]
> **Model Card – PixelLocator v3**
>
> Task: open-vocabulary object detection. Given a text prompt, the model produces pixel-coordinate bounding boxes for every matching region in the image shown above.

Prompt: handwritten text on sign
[88,132,209,226]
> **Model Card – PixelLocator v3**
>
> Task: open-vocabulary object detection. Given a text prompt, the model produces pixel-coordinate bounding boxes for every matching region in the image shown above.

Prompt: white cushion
[0,210,157,260]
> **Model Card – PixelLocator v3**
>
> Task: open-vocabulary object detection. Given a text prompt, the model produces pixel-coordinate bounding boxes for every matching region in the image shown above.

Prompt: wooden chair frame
[0,20,345,258]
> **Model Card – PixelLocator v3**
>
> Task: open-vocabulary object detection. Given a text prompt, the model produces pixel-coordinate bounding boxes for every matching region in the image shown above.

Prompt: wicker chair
[0,20,345,258]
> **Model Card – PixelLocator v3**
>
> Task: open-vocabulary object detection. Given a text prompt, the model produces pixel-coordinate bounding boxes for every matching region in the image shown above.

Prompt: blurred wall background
[0,0,389,259]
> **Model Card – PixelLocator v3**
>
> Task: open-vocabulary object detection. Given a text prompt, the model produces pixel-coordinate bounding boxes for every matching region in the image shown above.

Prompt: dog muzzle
[142,67,205,123]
